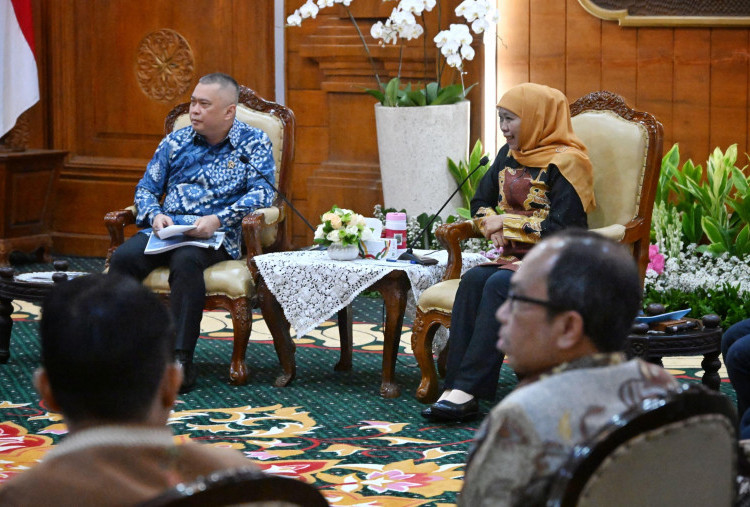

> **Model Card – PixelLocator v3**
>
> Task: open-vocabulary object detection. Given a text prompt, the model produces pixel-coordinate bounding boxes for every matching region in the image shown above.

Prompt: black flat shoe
[421,398,479,422]
[176,351,197,394]
[178,362,197,394]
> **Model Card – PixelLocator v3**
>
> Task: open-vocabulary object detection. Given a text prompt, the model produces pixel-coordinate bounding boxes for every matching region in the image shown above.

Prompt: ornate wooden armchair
[410,91,664,403]
[104,86,295,385]
[546,384,737,506]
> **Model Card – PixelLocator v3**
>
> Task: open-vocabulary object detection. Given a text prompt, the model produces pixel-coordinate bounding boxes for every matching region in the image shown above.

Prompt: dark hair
[199,72,239,104]
[40,273,175,424]
[545,229,640,352]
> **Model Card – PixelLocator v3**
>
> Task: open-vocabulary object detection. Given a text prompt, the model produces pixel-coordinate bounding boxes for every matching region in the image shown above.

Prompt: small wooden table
[251,250,486,398]
[257,270,410,398]
[625,316,723,390]
[0,262,85,363]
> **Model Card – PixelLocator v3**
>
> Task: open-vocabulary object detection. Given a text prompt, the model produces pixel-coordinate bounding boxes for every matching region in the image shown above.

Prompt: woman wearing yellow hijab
[422,83,595,422]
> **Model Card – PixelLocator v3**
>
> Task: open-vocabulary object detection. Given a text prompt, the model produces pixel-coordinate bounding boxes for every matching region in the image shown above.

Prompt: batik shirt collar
[190,118,244,148]
[542,352,626,380]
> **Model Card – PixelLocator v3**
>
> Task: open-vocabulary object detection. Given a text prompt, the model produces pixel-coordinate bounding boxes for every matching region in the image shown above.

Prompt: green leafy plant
[643,282,750,330]
[656,144,704,245]
[654,143,750,258]
[366,78,475,107]
[447,139,492,219]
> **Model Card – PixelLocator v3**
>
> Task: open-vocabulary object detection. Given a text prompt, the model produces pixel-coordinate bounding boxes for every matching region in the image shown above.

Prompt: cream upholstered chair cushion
[142,259,252,298]
[572,110,649,241]
[116,204,257,297]
[546,384,737,506]
[577,415,735,506]
[416,279,461,313]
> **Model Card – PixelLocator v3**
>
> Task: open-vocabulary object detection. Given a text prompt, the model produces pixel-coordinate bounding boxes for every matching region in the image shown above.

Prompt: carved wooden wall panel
[31,0,275,256]
[285,0,484,246]
[498,0,750,171]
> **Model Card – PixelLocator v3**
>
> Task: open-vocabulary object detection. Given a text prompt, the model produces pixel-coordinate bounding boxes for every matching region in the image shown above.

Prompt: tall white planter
[375,101,470,219]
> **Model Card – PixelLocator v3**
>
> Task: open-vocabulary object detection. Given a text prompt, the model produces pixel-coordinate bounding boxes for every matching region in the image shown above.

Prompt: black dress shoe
[421,398,479,422]
[175,350,197,394]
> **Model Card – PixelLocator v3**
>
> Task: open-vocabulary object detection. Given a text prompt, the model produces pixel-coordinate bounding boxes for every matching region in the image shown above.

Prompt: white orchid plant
[314,205,375,247]
[287,0,499,106]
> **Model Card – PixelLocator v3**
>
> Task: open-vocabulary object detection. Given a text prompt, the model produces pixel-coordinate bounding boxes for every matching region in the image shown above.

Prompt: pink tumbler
[384,212,407,250]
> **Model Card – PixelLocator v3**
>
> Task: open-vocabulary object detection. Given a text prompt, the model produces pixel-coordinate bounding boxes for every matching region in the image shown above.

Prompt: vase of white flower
[288,1,497,216]
[314,205,375,260]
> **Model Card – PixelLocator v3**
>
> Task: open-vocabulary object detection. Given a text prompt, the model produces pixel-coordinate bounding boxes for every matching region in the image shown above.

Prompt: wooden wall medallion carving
[578,0,750,26]
[135,29,195,103]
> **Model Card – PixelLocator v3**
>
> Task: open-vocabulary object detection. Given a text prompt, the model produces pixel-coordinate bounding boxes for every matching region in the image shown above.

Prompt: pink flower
[648,244,665,274]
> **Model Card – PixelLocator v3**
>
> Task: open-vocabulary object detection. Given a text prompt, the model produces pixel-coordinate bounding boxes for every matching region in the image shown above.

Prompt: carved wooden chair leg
[335,305,353,371]
[227,297,252,385]
[411,309,443,404]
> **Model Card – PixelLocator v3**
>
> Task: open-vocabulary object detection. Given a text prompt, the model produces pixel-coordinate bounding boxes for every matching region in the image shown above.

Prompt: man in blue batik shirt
[109,73,274,393]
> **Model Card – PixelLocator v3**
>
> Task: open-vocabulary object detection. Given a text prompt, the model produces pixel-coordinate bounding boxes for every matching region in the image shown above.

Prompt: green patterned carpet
[0,256,738,506]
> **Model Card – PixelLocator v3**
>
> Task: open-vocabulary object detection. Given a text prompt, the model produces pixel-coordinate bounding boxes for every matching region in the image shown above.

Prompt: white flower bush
[645,244,750,297]
[434,23,474,68]
[287,0,498,72]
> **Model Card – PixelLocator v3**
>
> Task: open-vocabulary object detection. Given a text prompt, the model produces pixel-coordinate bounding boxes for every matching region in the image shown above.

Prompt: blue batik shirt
[134,118,275,260]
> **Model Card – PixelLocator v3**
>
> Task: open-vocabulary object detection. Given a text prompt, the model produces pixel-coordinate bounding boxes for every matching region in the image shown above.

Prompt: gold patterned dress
[472,144,588,263]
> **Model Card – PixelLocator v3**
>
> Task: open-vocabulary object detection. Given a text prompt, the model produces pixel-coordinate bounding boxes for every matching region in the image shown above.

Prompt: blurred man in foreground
[459,230,679,506]
[0,274,255,505]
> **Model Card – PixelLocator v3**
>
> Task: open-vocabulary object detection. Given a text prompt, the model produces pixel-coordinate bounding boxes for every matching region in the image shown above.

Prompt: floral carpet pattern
[0,257,738,506]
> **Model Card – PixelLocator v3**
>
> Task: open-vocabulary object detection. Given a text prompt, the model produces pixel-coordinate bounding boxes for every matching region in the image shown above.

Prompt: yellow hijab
[497,83,595,212]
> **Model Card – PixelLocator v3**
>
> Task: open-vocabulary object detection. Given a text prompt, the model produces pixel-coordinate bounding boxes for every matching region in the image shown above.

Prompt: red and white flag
[1,0,39,137]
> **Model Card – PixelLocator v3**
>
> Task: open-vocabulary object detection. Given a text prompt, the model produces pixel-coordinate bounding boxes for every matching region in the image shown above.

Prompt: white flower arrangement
[314,205,375,247]
[287,0,498,105]
[645,243,750,297]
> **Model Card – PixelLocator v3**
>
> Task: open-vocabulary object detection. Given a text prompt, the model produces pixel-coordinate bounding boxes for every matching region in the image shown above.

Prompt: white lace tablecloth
[253,250,486,338]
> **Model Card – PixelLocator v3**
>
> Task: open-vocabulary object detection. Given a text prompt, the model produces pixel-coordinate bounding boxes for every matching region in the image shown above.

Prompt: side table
[252,250,487,398]
[625,315,723,390]
[0,149,67,266]
[257,270,410,398]
[0,262,86,363]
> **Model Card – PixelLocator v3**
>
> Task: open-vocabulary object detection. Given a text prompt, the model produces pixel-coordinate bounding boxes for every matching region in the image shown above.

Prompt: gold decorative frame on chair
[104,85,295,385]
[410,90,664,403]
[140,467,329,506]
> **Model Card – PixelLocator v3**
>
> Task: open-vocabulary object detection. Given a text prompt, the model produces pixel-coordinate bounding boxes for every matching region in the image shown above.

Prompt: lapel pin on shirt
[228,160,236,168]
